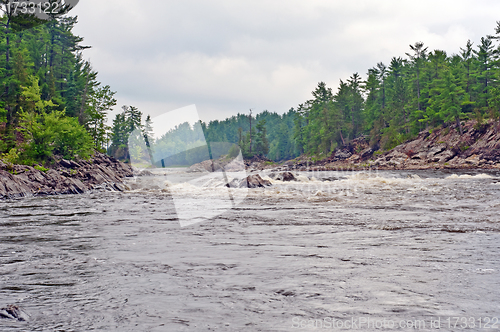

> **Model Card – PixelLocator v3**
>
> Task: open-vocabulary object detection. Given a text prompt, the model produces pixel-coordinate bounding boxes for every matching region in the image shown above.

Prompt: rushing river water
[1,169,500,331]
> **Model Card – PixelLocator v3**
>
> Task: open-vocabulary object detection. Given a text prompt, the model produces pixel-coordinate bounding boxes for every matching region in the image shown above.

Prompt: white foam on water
[260,175,274,183]
[445,173,493,179]
[295,175,310,182]
[341,173,423,187]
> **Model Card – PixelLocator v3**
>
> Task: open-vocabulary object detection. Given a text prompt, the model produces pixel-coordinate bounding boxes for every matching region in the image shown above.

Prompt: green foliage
[1,148,20,165]
[13,77,93,162]
[0,13,116,163]
[254,119,269,156]
[34,165,49,173]
[108,106,144,161]
[19,109,94,161]
[201,110,297,161]
[86,84,116,149]
[0,108,6,123]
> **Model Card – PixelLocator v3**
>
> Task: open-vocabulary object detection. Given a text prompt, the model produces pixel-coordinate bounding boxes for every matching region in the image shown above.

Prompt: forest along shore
[242,119,500,172]
[0,152,133,199]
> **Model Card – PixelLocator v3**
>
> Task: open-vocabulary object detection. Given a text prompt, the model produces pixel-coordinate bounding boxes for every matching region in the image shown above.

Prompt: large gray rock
[59,159,81,169]
[438,150,456,163]
[0,170,36,198]
[427,144,447,157]
[334,150,352,160]
[359,148,373,159]
[274,171,296,182]
[239,174,272,188]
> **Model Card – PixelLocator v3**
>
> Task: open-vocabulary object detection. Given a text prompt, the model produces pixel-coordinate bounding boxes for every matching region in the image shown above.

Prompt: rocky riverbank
[0,152,133,199]
[250,119,500,172]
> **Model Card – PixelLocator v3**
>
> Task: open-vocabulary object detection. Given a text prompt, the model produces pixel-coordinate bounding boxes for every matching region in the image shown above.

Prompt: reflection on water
[1,170,500,331]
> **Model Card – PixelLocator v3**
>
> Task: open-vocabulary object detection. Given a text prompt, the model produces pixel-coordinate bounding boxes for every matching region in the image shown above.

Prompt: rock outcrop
[268,119,500,171]
[0,152,133,199]
[367,120,500,169]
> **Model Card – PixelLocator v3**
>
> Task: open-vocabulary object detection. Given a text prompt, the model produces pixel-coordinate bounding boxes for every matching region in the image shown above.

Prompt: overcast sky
[70,0,500,124]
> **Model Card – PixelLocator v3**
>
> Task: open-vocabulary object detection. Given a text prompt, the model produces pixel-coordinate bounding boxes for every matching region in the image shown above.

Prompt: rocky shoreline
[0,152,133,199]
[246,119,500,173]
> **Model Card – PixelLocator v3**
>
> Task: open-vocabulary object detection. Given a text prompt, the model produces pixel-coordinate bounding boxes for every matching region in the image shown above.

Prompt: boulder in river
[239,174,272,188]
[274,171,296,182]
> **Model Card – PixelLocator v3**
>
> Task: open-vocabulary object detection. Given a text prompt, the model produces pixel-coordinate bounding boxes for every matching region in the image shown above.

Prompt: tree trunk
[339,127,345,145]
[416,68,421,111]
[249,111,252,154]
[455,116,463,135]
[79,77,89,125]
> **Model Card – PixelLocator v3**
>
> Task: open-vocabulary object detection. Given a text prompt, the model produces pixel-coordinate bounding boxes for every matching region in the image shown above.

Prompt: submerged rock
[226,178,241,188]
[0,305,29,321]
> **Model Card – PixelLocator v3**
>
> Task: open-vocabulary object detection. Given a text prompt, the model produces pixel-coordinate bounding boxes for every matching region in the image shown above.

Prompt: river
[1,169,500,331]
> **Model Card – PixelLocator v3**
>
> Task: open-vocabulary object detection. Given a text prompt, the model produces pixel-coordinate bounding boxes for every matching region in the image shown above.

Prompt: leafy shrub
[34,165,49,173]
[0,107,6,123]
[1,148,20,165]
[19,109,94,162]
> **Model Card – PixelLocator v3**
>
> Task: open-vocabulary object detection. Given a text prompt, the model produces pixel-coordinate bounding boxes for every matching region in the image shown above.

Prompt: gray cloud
[71,0,500,123]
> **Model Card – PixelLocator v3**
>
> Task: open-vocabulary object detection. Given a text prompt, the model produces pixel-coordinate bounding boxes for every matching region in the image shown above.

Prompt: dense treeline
[0,6,116,164]
[296,23,500,156]
[197,22,500,161]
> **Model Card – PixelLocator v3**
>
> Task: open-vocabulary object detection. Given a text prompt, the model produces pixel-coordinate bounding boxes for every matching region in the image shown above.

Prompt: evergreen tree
[474,37,496,113]
[254,119,269,156]
[86,84,116,150]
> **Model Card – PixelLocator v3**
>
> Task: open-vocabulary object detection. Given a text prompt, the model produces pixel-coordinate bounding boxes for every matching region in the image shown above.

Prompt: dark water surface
[1,170,500,331]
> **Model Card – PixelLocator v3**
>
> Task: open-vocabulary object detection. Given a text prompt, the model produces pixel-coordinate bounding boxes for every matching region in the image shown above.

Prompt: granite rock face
[366,120,500,170]
[0,152,133,199]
